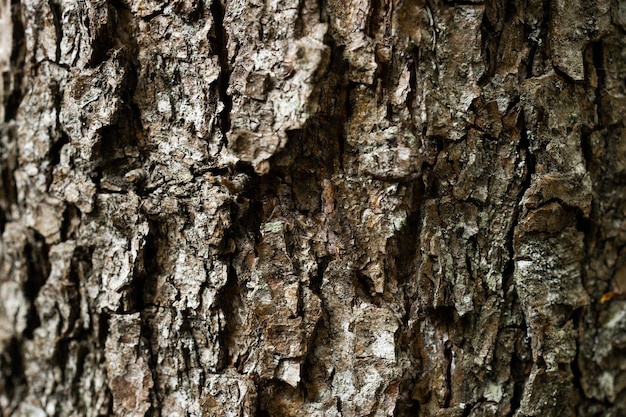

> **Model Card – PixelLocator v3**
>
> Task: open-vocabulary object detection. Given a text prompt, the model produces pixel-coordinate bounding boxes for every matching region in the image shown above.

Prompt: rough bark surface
[0,0,625,416]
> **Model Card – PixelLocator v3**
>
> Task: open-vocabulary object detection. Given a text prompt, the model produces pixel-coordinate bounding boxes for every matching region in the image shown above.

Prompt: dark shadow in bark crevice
[0,125,18,234]
[4,0,26,122]
[505,303,531,417]
[23,229,50,339]
[87,2,119,68]
[209,0,232,149]
[504,109,534,290]
[217,262,243,371]
[311,255,330,295]
[0,336,25,409]
[128,220,159,313]
[46,130,69,188]
[47,0,62,63]
[392,181,425,314]
[138,307,161,417]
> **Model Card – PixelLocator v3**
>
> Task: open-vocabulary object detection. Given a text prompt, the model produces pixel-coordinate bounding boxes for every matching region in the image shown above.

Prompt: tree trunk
[1,0,625,415]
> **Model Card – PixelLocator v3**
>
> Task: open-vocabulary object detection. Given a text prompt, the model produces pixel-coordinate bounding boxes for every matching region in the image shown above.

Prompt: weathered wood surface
[0,0,625,415]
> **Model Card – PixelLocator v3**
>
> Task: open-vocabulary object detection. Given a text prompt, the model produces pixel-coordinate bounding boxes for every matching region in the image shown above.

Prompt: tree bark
[0,0,625,416]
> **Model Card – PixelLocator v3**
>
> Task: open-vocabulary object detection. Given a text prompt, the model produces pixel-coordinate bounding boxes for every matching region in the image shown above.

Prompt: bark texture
[0,0,625,416]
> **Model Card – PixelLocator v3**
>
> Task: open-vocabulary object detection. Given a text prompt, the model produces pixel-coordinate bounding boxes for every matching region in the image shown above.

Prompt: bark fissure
[23,230,50,339]
[47,0,62,63]
[5,0,25,121]
[3,336,25,409]
[209,0,232,149]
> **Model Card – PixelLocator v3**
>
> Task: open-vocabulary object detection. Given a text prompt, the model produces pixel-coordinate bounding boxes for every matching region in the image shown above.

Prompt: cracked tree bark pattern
[0,0,625,416]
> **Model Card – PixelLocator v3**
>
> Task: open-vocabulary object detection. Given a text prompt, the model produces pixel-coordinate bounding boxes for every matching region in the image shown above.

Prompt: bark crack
[23,230,50,339]
[47,0,62,63]
[5,0,25,121]
[209,0,232,149]
[443,339,453,409]
[501,107,534,417]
